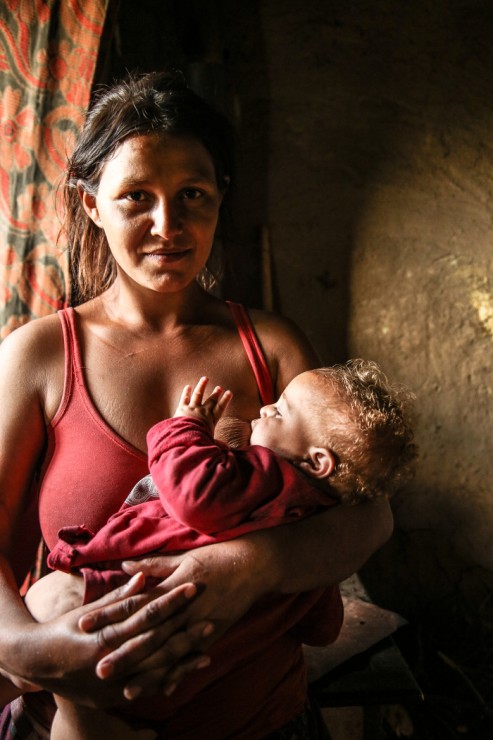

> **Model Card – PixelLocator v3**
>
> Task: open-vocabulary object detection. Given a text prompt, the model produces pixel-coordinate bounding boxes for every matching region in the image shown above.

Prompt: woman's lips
[144,249,191,262]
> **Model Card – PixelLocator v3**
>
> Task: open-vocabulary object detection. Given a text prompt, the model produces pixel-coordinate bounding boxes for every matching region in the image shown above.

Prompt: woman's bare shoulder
[0,313,63,362]
[246,308,320,390]
[0,314,64,410]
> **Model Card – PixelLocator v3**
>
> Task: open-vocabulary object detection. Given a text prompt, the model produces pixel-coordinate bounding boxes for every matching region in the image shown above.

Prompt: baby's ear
[297,447,336,480]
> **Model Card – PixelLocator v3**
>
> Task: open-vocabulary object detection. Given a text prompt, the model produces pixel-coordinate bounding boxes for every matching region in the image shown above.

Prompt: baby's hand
[174,377,232,435]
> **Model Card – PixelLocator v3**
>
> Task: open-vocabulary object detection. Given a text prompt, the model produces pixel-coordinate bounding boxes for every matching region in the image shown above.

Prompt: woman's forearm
[0,556,42,682]
[0,557,149,705]
[89,500,393,694]
[250,499,394,594]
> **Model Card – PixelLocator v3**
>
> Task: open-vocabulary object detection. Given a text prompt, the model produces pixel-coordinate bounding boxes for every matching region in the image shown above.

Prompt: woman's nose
[150,199,182,238]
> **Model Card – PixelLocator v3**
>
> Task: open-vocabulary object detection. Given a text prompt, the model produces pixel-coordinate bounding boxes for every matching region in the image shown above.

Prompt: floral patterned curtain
[0,0,108,338]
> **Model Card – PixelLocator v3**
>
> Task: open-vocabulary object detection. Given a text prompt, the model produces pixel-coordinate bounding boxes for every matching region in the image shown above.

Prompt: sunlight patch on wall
[471,289,493,339]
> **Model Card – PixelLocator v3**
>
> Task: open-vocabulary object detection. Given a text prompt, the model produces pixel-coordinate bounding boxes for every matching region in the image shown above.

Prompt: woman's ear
[78,183,102,226]
[297,447,336,481]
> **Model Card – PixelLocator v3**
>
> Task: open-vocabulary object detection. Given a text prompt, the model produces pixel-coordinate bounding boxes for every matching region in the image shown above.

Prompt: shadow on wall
[222,3,412,362]
[341,0,493,640]
[218,1,271,309]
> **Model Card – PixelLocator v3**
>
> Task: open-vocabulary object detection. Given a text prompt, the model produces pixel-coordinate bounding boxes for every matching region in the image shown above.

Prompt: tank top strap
[226,301,275,405]
[51,307,81,426]
[56,304,274,411]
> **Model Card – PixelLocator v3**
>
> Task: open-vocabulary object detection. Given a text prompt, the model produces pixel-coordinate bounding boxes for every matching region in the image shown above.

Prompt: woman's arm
[0,322,121,702]
[84,497,391,699]
[256,497,394,593]
[0,322,213,706]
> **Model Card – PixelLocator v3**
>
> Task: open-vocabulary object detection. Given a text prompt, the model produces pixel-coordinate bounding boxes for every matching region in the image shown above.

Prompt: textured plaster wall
[343,3,493,620]
[224,0,493,623]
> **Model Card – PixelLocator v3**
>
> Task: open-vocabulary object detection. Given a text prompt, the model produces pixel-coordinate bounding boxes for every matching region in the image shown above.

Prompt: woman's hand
[9,575,210,708]
[70,499,392,701]
[78,536,277,700]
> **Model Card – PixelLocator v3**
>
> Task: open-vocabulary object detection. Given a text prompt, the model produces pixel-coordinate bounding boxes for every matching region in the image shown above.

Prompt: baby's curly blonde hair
[312,360,417,504]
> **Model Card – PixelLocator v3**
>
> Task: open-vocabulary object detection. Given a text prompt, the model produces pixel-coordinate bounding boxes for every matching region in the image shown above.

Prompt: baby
[25,359,417,739]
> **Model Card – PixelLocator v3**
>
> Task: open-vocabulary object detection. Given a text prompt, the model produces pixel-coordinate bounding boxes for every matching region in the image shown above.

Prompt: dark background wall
[98,0,493,711]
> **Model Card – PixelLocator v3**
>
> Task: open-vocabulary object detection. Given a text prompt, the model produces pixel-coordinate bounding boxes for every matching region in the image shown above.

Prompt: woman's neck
[100,279,214,333]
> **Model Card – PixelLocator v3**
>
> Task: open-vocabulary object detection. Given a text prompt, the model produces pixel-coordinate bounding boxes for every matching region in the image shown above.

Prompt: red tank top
[38,304,274,550]
[29,306,342,738]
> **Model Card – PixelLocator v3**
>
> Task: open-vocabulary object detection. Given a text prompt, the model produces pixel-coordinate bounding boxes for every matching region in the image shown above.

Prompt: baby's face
[250,371,322,461]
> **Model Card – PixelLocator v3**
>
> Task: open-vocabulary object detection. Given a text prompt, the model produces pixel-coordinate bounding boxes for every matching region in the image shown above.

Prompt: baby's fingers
[213,388,233,419]
[190,376,209,406]
[177,384,193,408]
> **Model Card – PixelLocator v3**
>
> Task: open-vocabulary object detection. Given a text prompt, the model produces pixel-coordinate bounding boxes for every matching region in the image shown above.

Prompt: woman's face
[80,133,223,294]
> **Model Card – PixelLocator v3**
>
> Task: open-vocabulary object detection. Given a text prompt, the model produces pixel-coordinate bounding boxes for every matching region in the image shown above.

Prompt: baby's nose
[260,404,276,418]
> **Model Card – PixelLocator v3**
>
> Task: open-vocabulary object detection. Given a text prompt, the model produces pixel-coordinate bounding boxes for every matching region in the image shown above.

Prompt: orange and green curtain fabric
[0,0,108,338]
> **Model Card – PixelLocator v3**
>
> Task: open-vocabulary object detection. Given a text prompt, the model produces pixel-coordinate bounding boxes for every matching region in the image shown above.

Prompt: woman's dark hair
[63,70,235,303]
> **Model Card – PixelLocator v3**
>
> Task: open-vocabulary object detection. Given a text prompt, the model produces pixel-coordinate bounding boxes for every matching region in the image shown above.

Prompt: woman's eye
[125,191,146,202]
[181,188,203,201]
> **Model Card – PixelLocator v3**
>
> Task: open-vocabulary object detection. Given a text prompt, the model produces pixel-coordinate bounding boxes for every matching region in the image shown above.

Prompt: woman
[0,71,392,737]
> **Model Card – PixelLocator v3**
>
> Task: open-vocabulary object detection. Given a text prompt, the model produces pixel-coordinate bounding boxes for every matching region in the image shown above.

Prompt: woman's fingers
[121,554,185,579]
[88,539,265,698]
[97,617,213,684]
[77,572,150,631]
[94,587,202,672]
[79,582,197,644]
[124,649,212,701]
[159,649,213,696]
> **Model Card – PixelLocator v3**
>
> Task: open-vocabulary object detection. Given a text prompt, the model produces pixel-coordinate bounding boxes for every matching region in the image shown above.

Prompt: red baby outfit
[48,417,336,576]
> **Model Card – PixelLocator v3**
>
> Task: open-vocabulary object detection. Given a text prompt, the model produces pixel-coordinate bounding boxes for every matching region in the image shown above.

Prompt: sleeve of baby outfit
[147,417,335,537]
